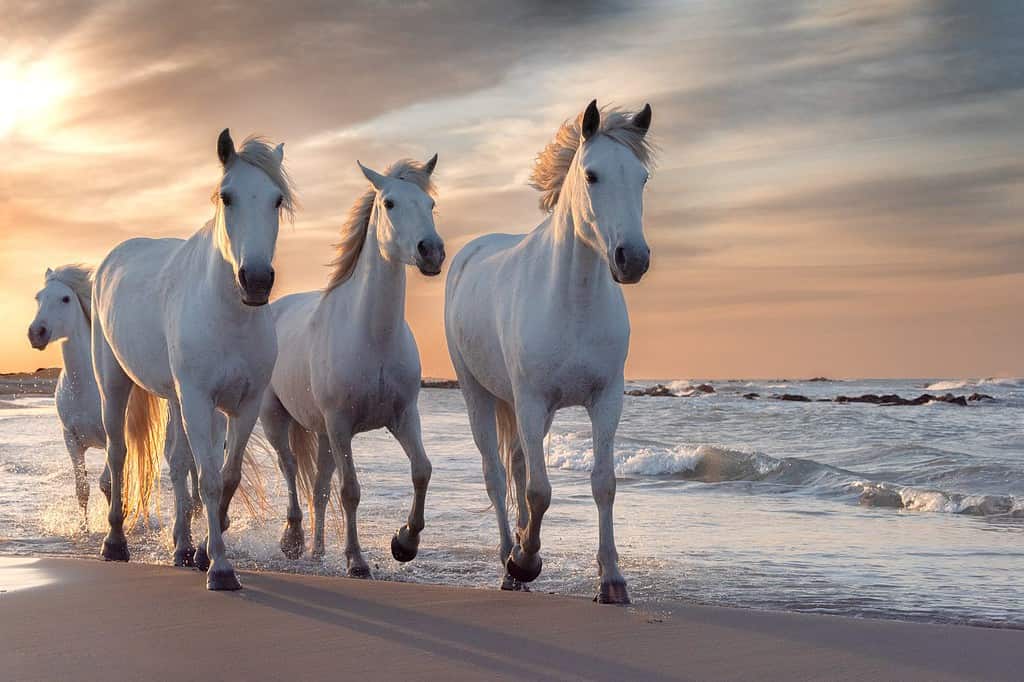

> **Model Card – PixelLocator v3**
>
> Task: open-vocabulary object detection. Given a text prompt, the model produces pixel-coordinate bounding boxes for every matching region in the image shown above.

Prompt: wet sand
[1,557,1020,681]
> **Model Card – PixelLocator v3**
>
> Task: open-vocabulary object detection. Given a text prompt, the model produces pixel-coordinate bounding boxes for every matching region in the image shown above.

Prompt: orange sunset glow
[3,2,1022,379]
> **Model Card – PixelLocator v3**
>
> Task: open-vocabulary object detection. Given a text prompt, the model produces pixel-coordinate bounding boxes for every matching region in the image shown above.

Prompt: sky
[2,0,1022,379]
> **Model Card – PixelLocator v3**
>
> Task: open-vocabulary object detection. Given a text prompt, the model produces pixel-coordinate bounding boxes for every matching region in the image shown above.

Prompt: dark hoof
[390,531,419,563]
[501,574,532,592]
[505,551,542,583]
[595,580,631,605]
[348,564,372,579]
[101,538,130,562]
[194,545,210,572]
[207,568,242,591]
[280,529,305,560]
[173,546,196,568]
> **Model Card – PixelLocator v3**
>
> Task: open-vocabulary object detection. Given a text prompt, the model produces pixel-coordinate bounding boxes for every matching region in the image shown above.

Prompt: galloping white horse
[92,130,292,589]
[445,100,653,603]
[260,156,442,576]
[28,265,200,521]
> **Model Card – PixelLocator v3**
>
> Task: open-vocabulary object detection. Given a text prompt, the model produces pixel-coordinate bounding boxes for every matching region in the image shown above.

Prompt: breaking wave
[926,377,1023,391]
[546,432,1023,518]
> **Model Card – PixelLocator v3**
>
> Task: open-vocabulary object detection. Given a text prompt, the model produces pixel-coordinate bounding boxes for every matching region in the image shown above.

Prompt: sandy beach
[1,557,1020,681]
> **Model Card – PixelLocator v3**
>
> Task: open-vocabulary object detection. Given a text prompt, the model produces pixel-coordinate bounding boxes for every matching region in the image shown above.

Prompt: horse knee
[526,481,551,515]
[198,468,223,502]
[339,479,360,509]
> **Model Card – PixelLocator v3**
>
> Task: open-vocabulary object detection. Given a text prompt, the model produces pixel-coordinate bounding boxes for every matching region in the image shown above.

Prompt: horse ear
[633,103,652,135]
[581,99,600,141]
[274,143,284,164]
[217,128,235,167]
[424,153,438,175]
[357,161,387,190]
[45,267,53,277]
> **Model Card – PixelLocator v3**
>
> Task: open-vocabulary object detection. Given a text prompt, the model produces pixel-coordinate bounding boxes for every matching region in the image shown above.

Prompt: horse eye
[221,192,233,207]
[585,170,598,185]
[275,195,283,209]
[61,296,70,304]
[384,199,395,210]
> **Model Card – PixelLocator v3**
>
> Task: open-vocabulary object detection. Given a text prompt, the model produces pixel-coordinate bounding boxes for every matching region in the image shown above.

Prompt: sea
[1,377,1022,628]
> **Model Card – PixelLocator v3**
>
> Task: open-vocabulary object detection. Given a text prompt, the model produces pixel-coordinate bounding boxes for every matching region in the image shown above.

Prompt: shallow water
[1,379,1022,627]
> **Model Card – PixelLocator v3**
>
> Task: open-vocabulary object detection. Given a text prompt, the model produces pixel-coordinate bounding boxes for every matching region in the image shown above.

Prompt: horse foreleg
[63,430,89,517]
[218,398,260,534]
[326,419,369,578]
[506,396,551,584]
[588,386,629,604]
[179,388,239,590]
[387,404,432,563]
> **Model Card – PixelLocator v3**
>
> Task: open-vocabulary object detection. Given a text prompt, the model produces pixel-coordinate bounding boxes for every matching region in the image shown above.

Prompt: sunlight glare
[0,59,72,139]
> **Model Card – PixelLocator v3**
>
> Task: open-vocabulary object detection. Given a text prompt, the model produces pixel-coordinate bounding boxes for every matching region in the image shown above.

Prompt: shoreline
[2,556,1021,680]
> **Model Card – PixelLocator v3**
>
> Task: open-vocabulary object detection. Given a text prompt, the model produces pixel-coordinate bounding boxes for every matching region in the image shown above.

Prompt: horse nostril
[238,267,248,290]
[417,241,430,258]
[615,247,627,269]
[38,326,47,338]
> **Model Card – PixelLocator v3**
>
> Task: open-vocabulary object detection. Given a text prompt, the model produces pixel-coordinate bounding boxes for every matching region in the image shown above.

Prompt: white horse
[28,265,201,522]
[445,100,653,603]
[28,265,109,513]
[260,156,442,576]
[92,130,292,590]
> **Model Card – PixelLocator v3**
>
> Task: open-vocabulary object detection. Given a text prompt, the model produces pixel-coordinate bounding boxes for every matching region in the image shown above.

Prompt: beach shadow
[241,573,679,682]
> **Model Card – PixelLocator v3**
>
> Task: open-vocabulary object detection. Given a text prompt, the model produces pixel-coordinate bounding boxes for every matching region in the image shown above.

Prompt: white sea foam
[926,377,1023,391]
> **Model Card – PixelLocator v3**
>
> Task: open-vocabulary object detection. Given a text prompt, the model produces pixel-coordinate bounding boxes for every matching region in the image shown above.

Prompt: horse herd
[27,99,655,604]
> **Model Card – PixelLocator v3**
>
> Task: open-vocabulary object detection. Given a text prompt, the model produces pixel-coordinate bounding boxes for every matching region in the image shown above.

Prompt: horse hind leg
[310,434,335,562]
[92,320,133,562]
[164,400,197,567]
[260,390,305,560]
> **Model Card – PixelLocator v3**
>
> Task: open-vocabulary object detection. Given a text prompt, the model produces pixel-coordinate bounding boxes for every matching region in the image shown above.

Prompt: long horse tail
[236,429,272,522]
[122,385,167,530]
[288,422,343,539]
[288,421,320,510]
[495,399,520,519]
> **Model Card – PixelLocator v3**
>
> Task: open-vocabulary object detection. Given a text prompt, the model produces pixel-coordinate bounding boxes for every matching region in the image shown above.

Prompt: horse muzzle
[238,264,275,306]
[28,323,51,350]
[415,239,445,277]
[610,244,650,284]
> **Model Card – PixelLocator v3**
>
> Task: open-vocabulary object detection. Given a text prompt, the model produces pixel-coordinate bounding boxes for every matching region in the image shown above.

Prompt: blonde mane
[325,158,437,292]
[529,106,655,212]
[46,264,94,325]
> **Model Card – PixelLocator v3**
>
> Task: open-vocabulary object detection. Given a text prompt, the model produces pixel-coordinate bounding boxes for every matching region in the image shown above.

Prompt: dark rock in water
[806,376,832,382]
[626,384,675,397]
[967,392,995,402]
[836,392,969,407]
[743,392,760,400]
[695,383,715,394]
[421,378,459,389]
[774,394,811,402]
[959,495,1014,516]
[859,487,904,509]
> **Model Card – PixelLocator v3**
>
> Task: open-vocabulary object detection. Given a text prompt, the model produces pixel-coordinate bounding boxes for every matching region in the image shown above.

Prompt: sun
[0,59,72,139]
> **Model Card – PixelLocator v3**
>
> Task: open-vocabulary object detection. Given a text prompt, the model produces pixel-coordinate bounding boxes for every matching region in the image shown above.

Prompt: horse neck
[60,307,93,388]
[326,217,406,341]
[543,201,615,303]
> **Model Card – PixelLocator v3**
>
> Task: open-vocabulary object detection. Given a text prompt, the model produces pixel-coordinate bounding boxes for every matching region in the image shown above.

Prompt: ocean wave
[546,432,1022,517]
[926,377,1023,391]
